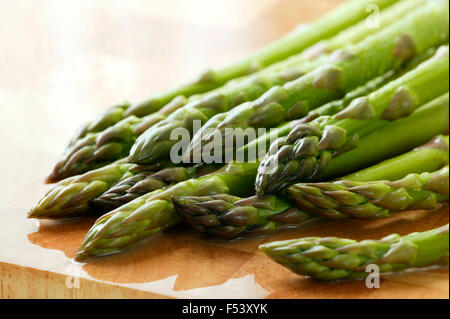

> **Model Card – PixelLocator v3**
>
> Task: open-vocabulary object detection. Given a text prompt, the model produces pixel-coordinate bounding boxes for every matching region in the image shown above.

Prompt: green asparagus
[37,70,433,219]
[50,2,416,182]
[75,161,258,260]
[66,0,397,153]
[76,96,449,258]
[91,164,218,212]
[256,47,449,195]
[174,135,450,238]
[126,0,423,164]
[29,160,170,218]
[173,194,315,239]
[189,48,437,163]
[259,224,449,281]
[46,97,187,183]
[179,1,449,165]
[288,166,449,219]
[317,93,449,181]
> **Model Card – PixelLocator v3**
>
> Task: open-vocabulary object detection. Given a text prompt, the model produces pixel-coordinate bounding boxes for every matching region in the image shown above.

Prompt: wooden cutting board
[0,0,448,299]
[1,188,448,298]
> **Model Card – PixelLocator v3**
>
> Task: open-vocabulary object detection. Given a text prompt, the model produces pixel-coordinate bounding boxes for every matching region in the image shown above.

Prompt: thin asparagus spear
[65,0,399,153]
[259,224,449,281]
[174,135,450,238]
[28,161,170,218]
[90,164,219,212]
[256,46,449,195]
[178,1,449,165]
[76,97,449,259]
[75,161,258,260]
[48,2,412,182]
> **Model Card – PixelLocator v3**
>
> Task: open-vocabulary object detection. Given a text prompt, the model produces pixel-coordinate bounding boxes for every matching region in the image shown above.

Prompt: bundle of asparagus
[30,0,449,283]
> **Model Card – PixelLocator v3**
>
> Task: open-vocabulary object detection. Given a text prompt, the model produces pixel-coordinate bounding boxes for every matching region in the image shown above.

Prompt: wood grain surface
[0,0,448,299]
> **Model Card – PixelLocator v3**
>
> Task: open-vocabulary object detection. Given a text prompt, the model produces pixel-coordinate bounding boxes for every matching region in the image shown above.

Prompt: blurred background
[0,0,342,205]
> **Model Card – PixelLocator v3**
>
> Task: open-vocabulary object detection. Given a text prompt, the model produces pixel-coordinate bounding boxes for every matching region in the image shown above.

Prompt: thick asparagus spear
[49,3,413,182]
[76,96,449,259]
[75,161,258,260]
[178,1,449,165]
[66,0,397,151]
[259,224,449,281]
[28,161,171,218]
[288,166,449,219]
[173,194,315,239]
[174,135,450,238]
[256,47,449,195]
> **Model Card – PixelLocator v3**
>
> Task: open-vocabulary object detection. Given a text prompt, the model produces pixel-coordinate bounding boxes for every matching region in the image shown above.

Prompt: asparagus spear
[28,160,170,218]
[288,166,449,219]
[173,194,315,239]
[90,164,218,212]
[259,224,449,281]
[179,1,449,165]
[318,93,449,181]
[174,135,450,238]
[256,46,449,195]
[49,3,413,182]
[76,96,449,259]
[67,0,399,145]
[75,161,258,260]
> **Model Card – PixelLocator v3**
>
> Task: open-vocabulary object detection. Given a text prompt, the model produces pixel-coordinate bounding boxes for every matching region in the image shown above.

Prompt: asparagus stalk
[288,166,449,219]
[75,161,258,260]
[28,160,170,218]
[318,93,449,181]
[77,96,449,258]
[256,47,449,195]
[173,194,315,239]
[49,2,414,182]
[259,224,449,281]
[90,164,218,212]
[179,1,449,165]
[174,135,450,238]
[65,0,398,155]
